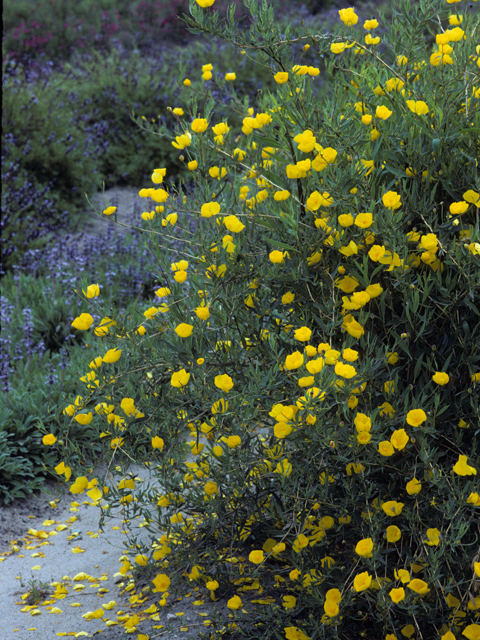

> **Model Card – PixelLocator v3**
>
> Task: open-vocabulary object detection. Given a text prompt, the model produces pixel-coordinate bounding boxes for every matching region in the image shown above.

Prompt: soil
[61,185,147,250]
[0,480,71,553]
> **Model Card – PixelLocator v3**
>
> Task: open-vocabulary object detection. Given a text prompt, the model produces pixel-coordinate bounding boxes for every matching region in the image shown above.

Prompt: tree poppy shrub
[57,0,480,638]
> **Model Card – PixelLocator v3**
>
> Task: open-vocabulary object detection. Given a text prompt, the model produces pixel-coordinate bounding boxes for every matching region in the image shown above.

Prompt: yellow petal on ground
[73,572,89,581]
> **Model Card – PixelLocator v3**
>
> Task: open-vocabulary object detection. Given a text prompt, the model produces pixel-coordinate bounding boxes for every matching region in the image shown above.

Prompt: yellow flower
[191,118,209,133]
[379,401,395,417]
[389,587,405,603]
[406,100,429,115]
[424,528,441,546]
[355,538,373,558]
[343,316,364,339]
[196,0,215,6]
[172,132,192,149]
[42,433,57,445]
[214,374,234,393]
[103,206,117,216]
[72,313,94,331]
[464,190,480,207]
[152,437,164,450]
[463,625,480,640]
[382,501,404,517]
[342,348,358,362]
[201,201,221,218]
[353,571,372,592]
[368,244,386,262]
[450,200,469,214]
[274,72,289,84]
[225,72,236,81]
[355,213,373,228]
[249,550,264,564]
[175,323,193,338]
[394,569,410,584]
[386,525,401,543]
[294,326,312,342]
[325,588,342,603]
[357,431,371,445]
[276,459,293,476]
[334,362,357,379]
[195,304,210,320]
[171,369,190,388]
[407,579,430,595]
[83,284,100,298]
[391,429,408,451]
[324,600,339,617]
[206,580,219,591]
[152,573,171,592]
[365,34,380,45]
[432,371,449,385]
[354,413,371,432]
[452,454,477,476]
[74,412,93,425]
[338,213,354,227]
[364,18,379,29]
[204,481,218,496]
[376,105,392,119]
[382,191,402,209]
[282,595,297,610]
[284,627,310,640]
[378,441,395,457]
[331,42,348,54]
[103,348,121,364]
[467,492,480,506]
[285,351,304,370]
[70,476,89,494]
[406,478,422,495]
[339,7,358,25]
[406,409,426,427]
[223,215,245,233]
[269,250,286,263]
[274,190,290,201]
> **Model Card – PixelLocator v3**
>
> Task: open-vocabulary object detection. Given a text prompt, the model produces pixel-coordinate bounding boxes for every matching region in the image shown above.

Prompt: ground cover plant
[19,0,480,638]
[0,216,162,502]
[2,0,336,64]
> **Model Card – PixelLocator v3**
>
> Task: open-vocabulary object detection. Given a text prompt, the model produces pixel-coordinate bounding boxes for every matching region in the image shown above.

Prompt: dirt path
[61,185,146,252]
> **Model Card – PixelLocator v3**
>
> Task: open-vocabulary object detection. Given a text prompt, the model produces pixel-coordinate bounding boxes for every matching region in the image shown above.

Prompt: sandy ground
[0,462,229,640]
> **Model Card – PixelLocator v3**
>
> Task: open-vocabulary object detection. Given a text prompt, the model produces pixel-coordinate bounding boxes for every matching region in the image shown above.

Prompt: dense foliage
[51,0,480,638]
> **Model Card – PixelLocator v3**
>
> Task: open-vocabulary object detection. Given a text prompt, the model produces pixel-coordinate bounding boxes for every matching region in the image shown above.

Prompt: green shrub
[57,0,480,638]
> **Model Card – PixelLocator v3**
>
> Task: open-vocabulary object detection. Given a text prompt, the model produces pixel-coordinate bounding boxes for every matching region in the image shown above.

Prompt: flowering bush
[56,0,479,638]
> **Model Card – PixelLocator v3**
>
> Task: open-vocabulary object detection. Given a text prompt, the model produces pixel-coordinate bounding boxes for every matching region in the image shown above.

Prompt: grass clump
[17,0,480,638]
